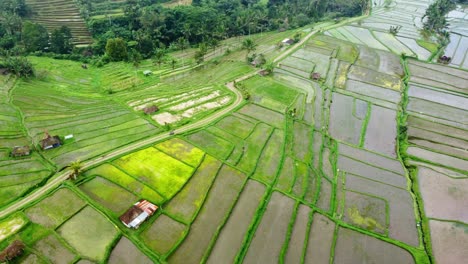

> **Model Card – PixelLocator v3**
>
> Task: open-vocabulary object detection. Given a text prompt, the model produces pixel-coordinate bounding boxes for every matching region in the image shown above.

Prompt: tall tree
[242,38,257,57]
[50,26,73,54]
[22,21,48,52]
[105,38,128,61]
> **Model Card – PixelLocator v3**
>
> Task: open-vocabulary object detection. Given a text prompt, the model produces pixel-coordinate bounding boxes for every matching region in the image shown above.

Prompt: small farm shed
[311,72,321,81]
[11,146,31,157]
[282,38,294,45]
[258,69,270,76]
[120,200,158,229]
[143,70,153,76]
[0,240,25,262]
[143,105,159,115]
[40,132,62,150]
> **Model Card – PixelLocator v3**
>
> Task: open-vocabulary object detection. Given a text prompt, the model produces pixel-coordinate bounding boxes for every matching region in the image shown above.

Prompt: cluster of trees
[79,0,369,60]
[0,0,73,54]
[423,0,466,33]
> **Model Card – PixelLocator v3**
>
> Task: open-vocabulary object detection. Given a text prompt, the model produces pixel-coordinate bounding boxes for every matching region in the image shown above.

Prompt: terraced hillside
[25,0,93,46]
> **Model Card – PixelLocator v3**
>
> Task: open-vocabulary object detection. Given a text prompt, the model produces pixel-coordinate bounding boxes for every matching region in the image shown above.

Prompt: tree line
[1,0,369,73]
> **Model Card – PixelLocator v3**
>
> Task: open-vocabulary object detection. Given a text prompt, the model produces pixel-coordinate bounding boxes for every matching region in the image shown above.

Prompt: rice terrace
[0,0,467,263]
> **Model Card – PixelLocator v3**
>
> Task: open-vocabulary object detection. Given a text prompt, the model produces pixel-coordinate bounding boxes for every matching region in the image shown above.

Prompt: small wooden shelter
[311,72,321,81]
[120,200,158,229]
[0,240,25,262]
[40,131,62,150]
[11,146,31,157]
[282,38,294,45]
[143,105,159,115]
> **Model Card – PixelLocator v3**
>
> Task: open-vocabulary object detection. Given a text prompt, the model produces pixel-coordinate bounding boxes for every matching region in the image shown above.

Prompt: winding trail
[0,15,368,219]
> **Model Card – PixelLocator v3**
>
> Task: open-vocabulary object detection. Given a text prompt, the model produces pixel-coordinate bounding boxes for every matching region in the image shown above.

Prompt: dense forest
[0,0,466,73]
[0,0,368,59]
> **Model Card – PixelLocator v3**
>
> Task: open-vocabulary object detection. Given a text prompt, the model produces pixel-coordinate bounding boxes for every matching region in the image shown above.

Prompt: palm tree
[242,38,257,60]
[69,160,82,180]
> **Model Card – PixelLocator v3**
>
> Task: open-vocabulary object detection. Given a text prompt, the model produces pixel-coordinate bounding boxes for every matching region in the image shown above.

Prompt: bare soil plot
[141,214,187,256]
[33,234,76,264]
[252,129,284,185]
[168,165,246,264]
[243,192,295,264]
[348,65,402,91]
[25,188,86,229]
[285,205,312,264]
[408,126,468,151]
[207,180,266,264]
[408,84,468,110]
[408,115,468,141]
[375,50,404,76]
[418,167,468,222]
[364,105,398,157]
[338,142,405,174]
[407,146,468,172]
[316,178,332,212]
[238,104,285,128]
[304,213,335,264]
[155,138,204,167]
[80,177,138,215]
[408,61,468,93]
[58,206,119,262]
[275,156,295,192]
[215,115,255,139]
[345,80,401,103]
[186,130,233,160]
[343,191,388,234]
[429,220,468,264]
[20,254,48,263]
[108,237,153,264]
[329,93,367,146]
[292,122,312,162]
[345,174,419,246]
[165,155,222,223]
[333,227,414,264]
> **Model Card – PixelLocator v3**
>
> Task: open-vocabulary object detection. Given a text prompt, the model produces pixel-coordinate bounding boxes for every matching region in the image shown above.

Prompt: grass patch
[80,177,138,215]
[0,213,28,243]
[25,188,86,229]
[416,40,439,53]
[86,163,165,204]
[155,138,204,167]
[58,206,119,262]
[114,147,194,200]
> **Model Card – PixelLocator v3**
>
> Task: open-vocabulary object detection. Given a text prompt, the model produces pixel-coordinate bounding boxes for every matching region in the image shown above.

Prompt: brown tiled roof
[119,206,144,225]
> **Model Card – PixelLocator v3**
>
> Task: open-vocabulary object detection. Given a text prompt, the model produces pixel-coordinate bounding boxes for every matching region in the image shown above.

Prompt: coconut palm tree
[69,160,82,180]
[242,38,257,61]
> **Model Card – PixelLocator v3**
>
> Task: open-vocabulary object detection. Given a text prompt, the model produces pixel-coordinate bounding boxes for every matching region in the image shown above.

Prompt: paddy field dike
[0,0,467,263]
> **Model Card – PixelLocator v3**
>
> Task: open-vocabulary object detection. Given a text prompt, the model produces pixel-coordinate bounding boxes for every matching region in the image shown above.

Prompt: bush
[2,56,35,78]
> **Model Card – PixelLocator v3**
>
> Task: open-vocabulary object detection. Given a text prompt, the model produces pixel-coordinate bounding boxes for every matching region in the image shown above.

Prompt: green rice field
[0,1,467,263]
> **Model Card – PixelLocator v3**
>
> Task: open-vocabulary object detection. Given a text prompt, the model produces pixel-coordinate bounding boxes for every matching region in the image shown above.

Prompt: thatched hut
[143,105,159,115]
[311,72,321,81]
[40,132,62,150]
[11,146,31,157]
[0,240,25,262]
